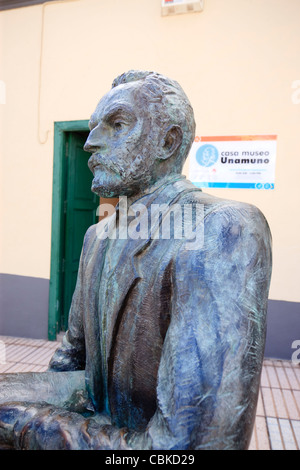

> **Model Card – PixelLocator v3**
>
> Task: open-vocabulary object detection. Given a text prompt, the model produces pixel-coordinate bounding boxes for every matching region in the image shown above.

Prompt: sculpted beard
[88,146,156,198]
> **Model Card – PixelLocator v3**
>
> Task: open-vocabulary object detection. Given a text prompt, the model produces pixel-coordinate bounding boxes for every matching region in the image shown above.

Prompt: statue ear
[160,125,183,160]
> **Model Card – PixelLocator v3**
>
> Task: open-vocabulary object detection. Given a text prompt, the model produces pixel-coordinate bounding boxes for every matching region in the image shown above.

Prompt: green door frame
[48,120,89,340]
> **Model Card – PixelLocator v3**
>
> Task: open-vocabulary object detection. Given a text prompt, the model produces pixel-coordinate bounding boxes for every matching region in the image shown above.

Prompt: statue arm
[145,204,272,449]
[136,203,271,450]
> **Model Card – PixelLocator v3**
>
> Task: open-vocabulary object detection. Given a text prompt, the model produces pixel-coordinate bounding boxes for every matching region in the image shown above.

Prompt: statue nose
[84,129,104,153]
[84,134,97,153]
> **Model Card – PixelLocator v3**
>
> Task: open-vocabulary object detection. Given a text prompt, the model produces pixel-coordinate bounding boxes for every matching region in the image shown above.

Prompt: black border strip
[0,0,57,11]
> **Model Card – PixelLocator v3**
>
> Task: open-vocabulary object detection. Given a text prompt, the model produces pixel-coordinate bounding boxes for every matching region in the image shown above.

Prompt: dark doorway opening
[49,122,99,339]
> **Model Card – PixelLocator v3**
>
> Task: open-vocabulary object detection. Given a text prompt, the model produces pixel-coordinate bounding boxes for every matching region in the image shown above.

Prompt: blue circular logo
[264,183,270,190]
[196,144,219,167]
[256,183,263,189]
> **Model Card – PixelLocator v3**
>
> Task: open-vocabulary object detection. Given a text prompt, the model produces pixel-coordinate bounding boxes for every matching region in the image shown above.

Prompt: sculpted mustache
[88,155,121,175]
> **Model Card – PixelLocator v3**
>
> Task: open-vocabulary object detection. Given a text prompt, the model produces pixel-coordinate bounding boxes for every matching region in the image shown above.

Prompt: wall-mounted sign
[161,0,204,16]
[189,135,277,189]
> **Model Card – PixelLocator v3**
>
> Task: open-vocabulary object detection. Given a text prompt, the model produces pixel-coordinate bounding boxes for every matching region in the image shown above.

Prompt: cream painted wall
[0,0,300,302]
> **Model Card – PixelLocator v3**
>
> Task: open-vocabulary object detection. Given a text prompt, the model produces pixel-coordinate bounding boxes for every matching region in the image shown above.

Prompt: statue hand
[0,402,135,450]
[0,402,49,449]
[0,401,85,450]
[0,401,111,450]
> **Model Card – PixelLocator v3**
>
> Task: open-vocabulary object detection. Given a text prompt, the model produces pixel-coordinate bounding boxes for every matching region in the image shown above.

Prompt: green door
[62,132,99,331]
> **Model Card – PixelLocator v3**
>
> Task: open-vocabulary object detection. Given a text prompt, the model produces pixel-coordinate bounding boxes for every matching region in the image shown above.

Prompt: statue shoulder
[178,189,272,255]
[191,190,270,234]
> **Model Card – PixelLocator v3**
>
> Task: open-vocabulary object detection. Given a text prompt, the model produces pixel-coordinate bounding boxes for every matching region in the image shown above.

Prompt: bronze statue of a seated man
[0,71,272,450]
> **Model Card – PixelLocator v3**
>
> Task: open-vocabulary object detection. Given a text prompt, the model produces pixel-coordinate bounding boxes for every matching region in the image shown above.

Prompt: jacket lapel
[84,231,109,411]
[104,238,141,363]
[105,178,201,363]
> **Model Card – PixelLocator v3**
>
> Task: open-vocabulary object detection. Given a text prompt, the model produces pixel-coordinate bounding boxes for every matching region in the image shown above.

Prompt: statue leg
[0,371,90,412]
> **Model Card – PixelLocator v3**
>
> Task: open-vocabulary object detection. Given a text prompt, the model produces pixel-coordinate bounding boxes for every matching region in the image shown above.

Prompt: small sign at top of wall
[189,135,277,189]
[161,0,204,16]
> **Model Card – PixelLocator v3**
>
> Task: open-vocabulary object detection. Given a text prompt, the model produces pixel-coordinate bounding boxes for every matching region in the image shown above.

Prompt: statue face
[84,82,161,198]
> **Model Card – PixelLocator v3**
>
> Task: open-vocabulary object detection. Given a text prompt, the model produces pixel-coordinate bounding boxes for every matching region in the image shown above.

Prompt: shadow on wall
[0,273,49,340]
[264,299,300,361]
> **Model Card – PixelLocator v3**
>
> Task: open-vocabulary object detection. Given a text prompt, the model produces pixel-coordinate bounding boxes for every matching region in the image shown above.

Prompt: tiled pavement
[249,359,300,450]
[0,335,299,450]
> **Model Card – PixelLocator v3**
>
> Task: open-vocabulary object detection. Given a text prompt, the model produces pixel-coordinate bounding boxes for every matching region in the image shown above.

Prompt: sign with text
[189,135,277,189]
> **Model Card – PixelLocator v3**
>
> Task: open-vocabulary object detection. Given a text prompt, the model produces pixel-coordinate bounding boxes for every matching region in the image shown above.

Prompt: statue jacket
[49,177,272,450]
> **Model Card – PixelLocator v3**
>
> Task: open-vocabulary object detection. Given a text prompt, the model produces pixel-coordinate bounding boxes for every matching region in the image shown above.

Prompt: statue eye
[113,121,124,131]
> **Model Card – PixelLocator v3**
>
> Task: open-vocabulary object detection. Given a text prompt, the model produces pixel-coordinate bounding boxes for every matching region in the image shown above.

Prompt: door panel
[62,132,98,331]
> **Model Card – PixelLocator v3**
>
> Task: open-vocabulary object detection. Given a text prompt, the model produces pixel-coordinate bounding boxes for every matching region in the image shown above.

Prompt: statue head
[84,70,196,198]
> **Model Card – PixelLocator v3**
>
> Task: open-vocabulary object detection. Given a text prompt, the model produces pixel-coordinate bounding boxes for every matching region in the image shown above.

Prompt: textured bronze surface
[0,71,272,450]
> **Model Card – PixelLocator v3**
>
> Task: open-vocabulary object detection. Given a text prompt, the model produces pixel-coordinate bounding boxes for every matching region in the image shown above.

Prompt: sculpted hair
[112,70,196,169]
